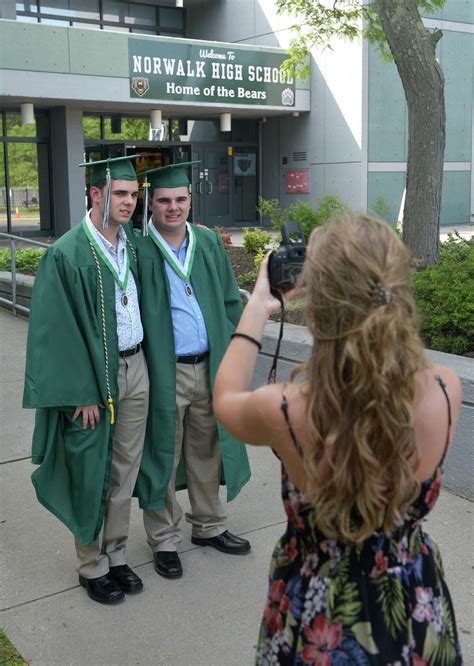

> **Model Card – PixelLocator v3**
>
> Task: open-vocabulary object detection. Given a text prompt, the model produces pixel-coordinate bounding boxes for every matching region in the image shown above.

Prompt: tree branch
[430,28,443,47]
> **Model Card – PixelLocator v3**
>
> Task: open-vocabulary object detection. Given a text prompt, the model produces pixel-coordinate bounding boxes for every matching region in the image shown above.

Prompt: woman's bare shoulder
[414,364,462,479]
[416,364,462,415]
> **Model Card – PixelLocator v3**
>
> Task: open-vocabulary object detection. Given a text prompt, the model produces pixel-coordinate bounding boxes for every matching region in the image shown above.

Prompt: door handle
[196,181,204,194]
[207,181,213,194]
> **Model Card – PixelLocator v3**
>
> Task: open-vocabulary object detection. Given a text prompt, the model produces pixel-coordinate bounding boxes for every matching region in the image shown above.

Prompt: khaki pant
[75,349,149,578]
[143,360,226,552]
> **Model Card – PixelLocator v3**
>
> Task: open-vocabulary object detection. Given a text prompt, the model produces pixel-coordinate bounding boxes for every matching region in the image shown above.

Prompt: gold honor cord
[88,241,115,425]
[126,238,137,263]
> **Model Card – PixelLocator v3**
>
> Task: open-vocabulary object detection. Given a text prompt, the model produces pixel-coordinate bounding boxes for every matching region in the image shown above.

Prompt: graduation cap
[78,154,140,229]
[138,161,200,236]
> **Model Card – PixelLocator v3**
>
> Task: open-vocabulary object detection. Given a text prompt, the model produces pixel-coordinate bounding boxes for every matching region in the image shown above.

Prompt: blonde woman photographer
[214,214,463,665]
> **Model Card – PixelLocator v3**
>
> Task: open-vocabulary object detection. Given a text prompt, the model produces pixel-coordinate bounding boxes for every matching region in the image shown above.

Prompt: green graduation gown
[134,224,251,510]
[23,220,138,545]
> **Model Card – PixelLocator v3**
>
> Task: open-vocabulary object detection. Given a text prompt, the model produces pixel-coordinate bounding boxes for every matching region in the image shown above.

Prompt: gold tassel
[107,396,115,425]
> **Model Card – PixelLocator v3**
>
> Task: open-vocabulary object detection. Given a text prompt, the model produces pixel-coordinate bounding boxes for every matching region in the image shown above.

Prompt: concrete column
[49,107,85,236]
[0,0,16,20]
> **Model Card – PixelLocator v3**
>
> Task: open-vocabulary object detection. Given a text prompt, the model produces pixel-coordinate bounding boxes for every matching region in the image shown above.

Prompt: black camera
[268,221,306,291]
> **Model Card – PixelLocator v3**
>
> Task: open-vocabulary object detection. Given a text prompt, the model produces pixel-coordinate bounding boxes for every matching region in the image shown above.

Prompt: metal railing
[0,232,50,316]
[239,288,251,303]
[0,231,252,315]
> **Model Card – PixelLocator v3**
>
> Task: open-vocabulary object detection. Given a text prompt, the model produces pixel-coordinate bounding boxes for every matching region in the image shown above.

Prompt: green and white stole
[147,220,196,281]
[82,217,130,290]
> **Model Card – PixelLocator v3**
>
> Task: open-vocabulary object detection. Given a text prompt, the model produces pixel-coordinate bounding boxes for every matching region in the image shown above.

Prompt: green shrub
[413,235,474,355]
[242,227,272,254]
[257,193,349,241]
[256,197,285,230]
[289,195,348,241]
[370,194,392,220]
[0,247,45,273]
[237,270,256,290]
[254,247,266,273]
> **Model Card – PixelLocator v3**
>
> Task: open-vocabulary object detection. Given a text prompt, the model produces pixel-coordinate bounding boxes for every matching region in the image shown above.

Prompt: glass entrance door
[191,145,233,227]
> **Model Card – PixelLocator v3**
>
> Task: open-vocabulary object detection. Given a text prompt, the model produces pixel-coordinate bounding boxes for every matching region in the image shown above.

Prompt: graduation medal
[82,220,131,292]
[148,220,196,283]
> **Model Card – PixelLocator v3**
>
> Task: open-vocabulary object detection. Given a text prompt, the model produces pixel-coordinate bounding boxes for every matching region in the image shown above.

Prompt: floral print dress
[256,377,463,665]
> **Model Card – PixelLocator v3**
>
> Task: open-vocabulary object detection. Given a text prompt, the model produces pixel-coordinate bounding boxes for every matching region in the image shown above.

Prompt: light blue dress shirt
[164,236,209,356]
[85,213,143,351]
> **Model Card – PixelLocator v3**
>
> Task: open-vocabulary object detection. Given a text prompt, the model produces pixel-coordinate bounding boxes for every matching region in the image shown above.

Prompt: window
[159,7,184,30]
[16,1,38,11]
[102,1,155,26]
[0,111,52,235]
[83,115,150,141]
[16,1,186,36]
[0,144,6,232]
[40,0,100,19]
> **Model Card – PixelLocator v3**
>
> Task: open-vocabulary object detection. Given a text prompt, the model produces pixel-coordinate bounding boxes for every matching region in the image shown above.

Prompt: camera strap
[267,290,285,384]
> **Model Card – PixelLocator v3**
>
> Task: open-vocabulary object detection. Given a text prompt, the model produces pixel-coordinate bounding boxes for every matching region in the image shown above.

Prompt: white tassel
[102,166,111,229]
[142,179,149,236]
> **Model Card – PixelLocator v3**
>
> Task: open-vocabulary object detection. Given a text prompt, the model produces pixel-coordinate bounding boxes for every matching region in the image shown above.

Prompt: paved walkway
[0,308,473,665]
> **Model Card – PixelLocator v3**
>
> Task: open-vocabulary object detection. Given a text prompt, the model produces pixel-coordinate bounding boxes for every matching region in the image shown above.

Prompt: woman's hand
[250,253,305,315]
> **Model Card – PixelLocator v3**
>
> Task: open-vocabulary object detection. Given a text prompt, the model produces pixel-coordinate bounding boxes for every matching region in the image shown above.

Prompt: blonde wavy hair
[295,214,428,543]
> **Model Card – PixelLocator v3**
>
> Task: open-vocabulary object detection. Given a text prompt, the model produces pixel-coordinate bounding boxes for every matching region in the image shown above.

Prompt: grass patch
[0,629,28,665]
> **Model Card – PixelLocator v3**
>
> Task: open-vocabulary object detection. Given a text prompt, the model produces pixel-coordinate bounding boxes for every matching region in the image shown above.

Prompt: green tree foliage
[4,117,39,188]
[8,143,38,188]
[83,115,150,141]
[276,0,445,75]
[276,0,447,267]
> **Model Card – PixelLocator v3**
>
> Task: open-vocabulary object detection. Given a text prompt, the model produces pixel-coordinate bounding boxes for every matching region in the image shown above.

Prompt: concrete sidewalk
[0,308,473,665]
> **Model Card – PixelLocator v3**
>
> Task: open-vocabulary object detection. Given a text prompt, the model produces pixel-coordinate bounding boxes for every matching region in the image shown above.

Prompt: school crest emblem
[131,77,150,97]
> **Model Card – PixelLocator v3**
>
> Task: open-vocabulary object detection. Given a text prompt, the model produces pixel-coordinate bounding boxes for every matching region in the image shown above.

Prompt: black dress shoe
[79,573,125,604]
[191,530,251,555]
[154,551,183,579]
[109,564,143,593]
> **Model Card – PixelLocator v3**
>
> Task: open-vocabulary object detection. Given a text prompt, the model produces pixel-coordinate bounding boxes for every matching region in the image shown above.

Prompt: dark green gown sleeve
[23,247,102,409]
[215,233,244,330]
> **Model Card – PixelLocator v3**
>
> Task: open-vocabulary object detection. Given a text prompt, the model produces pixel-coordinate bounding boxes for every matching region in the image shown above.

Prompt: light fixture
[220,112,231,132]
[176,0,183,6]
[21,103,35,125]
[292,111,300,118]
[150,109,162,130]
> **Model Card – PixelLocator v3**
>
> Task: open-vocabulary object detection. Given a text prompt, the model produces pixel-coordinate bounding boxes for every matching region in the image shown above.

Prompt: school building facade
[0,0,472,237]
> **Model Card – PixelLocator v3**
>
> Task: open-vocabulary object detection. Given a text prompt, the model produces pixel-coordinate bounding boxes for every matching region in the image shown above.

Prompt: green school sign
[128,39,295,107]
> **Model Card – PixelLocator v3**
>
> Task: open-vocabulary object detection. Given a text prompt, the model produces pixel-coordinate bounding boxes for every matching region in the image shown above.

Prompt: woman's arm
[213,256,299,445]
